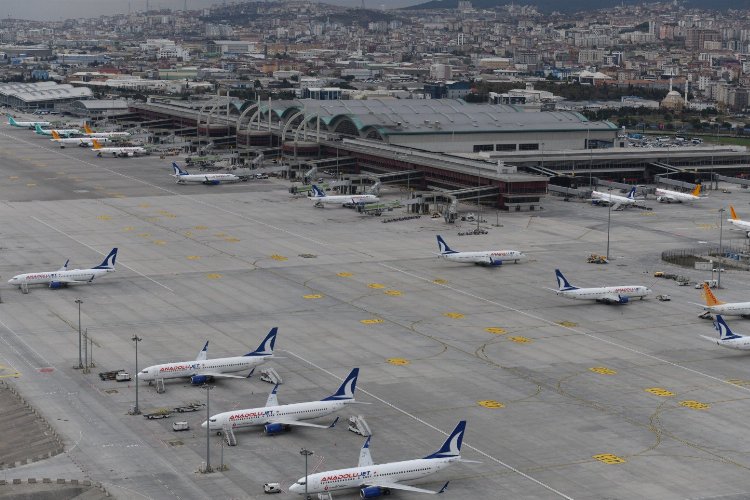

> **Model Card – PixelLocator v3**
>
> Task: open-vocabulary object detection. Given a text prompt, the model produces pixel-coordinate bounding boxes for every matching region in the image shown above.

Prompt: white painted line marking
[0,316,52,370]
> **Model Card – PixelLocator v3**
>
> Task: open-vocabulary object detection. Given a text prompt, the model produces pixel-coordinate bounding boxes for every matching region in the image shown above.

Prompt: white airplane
[655,184,702,203]
[436,235,525,266]
[697,282,750,317]
[91,139,147,157]
[83,123,130,138]
[35,123,81,137]
[49,130,110,148]
[700,315,750,350]
[308,184,379,207]
[203,368,361,435]
[289,420,473,497]
[8,115,49,129]
[727,206,750,238]
[8,248,117,289]
[553,269,651,304]
[591,186,641,210]
[137,328,277,385]
[171,162,241,185]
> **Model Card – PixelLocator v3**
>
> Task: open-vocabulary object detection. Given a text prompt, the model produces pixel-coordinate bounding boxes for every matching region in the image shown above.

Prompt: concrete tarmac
[2,119,750,499]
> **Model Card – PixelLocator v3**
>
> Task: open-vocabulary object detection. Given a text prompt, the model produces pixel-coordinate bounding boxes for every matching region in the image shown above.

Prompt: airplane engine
[264,423,284,435]
[746,231,750,239]
[203,180,220,185]
[617,296,630,304]
[190,374,211,385]
[656,196,665,203]
[49,281,66,289]
[360,486,388,498]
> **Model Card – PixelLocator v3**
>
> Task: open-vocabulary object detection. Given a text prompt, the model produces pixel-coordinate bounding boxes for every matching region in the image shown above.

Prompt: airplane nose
[289,484,300,493]
[201,421,207,429]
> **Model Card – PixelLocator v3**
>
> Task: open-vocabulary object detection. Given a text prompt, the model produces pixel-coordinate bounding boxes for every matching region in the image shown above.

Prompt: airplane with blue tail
[137,328,278,385]
[8,248,117,289]
[171,162,241,185]
[289,420,476,497]
[701,315,750,350]
[436,235,525,266]
[308,184,379,207]
[552,269,651,304]
[202,367,362,435]
[8,115,50,129]
[591,186,642,210]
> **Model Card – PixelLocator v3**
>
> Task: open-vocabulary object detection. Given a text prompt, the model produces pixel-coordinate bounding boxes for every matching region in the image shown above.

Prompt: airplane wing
[600,293,625,303]
[266,417,338,429]
[194,372,250,379]
[611,202,622,210]
[55,276,93,284]
[363,481,449,495]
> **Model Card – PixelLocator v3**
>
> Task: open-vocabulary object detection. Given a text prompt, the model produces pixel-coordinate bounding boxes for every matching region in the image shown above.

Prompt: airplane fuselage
[8,268,112,287]
[706,303,750,316]
[591,191,637,206]
[175,174,240,185]
[51,137,108,146]
[655,188,699,203]
[702,336,750,350]
[291,457,454,495]
[310,194,379,205]
[138,355,268,381]
[441,250,525,266]
[12,121,50,128]
[207,400,349,431]
[38,128,80,136]
[558,286,651,302]
[84,132,130,138]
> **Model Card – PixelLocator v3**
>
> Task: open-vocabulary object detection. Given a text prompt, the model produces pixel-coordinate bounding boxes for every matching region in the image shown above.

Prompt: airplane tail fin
[321,368,359,401]
[172,162,188,176]
[51,130,61,140]
[84,123,93,134]
[34,123,44,134]
[555,269,578,291]
[424,421,466,459]
[8,115,17,126]
[730,205,739,220]
[310,185,326,198]
[92,248,117,270]
[245,327,277,357]
[57,259,69,272]
[92,139,102,149]
[358,436,374,467]
[626,186,637,199]
[196,341,208,361]
[714,315,743,340]
[436,235,457,254]
[691,184,701,197]
[702,282,724,306]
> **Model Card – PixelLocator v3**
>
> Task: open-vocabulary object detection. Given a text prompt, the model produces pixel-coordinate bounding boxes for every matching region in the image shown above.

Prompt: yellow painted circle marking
[360,319,384,324]
[443,312,465,319]
[26,183,37,187]
[337,272,353,277]
[385,290,402,296]
[593,454,626,464]
[207,273,222,279]
[590,367,617,375]
[639,212,656,216]
[387,358,410,366]
[186,255,200,260]
[214,232,227,237]
[485,327,506,335]
[153,240,166,246]
[139,203,151,208]
[645,387,675,397]
[224,237,240,243]
[557,321,578,327]
[727,379,750,387]
[137,233,151,238]
[509,336,532,343]
[303,294,323,299]
[9,176,18,180]
[680,400,710,410]
[368,283,385,289]
[433,279,447,284]
[194,225,208,230]
[271,254,288,261]
[477,400,504,409]
[123,226,135,231]
[96,215,111,220]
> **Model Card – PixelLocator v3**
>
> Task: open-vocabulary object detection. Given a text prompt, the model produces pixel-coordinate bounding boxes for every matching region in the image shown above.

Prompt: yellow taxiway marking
[557,321,578,327]
[96,215,112,221]
[433,278,448,284]
[123,226,135,231]
[153,240,166,246]
[645,388,675,397]
[139,203,151,208]
[593,454,626,464]
[303,294,323,299]
[485,327,506,335]
[271,254,288,261]
[727,379,750,387]
[337,272,353,277]
[680,400,710,410]
[385,290,402,296]
[26,183,37,187]
[387,358,410,366]
[443,312,465,319]
[0,365,20,379]
[224,237,240,243]
[477,400,504,409]
[368,283,385,289]
[144,217,160,223]
[137,233,151,238]
[186,255,200,260]
[509,336,532,343]
[184,231,193,237]
[9,176,18,180]
[214,232,227,237]
[696,223,714,230]
[194,225,208,230]
[590,367,617,375]
[360,319,384,324]
[207,273,222,279]
[158,210,176,218]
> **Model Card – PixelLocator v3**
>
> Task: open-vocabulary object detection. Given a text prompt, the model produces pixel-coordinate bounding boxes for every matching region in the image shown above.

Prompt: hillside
[403,0,750,13]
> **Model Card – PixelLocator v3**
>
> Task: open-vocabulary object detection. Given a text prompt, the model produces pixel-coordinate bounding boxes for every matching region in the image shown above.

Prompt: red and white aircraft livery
[436,235,525,266]
[8,248,117,289]
[553,269,651,305]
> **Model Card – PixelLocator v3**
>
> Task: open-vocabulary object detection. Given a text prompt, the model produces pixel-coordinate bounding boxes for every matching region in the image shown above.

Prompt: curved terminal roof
[0,82,92,103]
[266,98,616,139]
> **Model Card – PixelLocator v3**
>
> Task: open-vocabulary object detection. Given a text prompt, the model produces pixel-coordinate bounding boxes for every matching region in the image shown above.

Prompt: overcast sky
[4,0,423,21]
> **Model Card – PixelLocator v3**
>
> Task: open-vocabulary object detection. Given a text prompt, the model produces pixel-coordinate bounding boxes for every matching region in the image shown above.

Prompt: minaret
[684,80,689,106]
[669,77,673,92]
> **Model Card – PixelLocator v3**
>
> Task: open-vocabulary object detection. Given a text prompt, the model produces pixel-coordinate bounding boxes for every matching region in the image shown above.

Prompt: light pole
[606,186,612,260]
[300,448,313,499]
[718,208,725,288]
[83,328,89,374]
[75,299,83,369]
[202,384,214,473]
[131,335,142,415]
